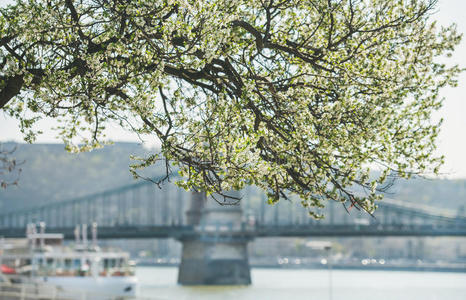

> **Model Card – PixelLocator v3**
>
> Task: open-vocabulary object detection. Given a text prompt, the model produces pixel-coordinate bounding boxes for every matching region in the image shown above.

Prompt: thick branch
[0,75,24,109]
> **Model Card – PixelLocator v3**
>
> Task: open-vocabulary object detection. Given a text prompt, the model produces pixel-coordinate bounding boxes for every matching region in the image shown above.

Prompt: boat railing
[0,281,72,300]
[0,282,162,300]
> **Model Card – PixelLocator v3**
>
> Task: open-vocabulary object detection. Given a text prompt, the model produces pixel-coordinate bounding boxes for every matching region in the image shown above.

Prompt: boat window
[73,259,81,268]
[64,258,72,268]
[103,258,117,268]
[46,258,54,266]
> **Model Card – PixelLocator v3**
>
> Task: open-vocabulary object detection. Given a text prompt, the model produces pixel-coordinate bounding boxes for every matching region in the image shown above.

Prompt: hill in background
[390,177,466,212]
[0,142,162,212]
[0,142,465,214]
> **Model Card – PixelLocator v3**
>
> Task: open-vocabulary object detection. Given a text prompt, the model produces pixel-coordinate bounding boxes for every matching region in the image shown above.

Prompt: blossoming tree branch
[0,0,462,217]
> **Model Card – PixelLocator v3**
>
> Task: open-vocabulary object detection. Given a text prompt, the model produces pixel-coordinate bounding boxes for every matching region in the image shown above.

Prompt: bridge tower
[177,191,251,285]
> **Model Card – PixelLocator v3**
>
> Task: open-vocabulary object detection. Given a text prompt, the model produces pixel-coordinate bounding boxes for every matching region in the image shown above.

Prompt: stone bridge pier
[177,191,251,285]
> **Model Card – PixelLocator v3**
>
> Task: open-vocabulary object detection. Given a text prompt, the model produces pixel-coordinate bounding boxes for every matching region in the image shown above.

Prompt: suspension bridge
[0,178,465,239]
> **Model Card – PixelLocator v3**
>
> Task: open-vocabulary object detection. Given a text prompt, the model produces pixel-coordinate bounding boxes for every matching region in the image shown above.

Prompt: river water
[136,266,466,300]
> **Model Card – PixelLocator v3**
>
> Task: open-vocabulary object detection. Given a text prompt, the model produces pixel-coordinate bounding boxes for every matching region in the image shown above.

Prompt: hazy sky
[1,0,465,178]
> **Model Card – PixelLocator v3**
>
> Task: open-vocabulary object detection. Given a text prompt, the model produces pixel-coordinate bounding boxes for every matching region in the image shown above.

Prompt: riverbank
[136,259,466,273]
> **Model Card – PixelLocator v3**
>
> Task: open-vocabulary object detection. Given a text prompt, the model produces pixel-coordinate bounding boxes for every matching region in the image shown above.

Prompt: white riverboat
[0,223,137,299]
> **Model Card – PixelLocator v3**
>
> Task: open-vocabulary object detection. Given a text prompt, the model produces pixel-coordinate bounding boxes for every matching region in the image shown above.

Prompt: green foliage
[0,0,463,217]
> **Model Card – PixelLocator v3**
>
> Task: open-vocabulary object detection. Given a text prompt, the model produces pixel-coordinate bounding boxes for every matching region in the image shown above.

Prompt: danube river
[136,266,466,300]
